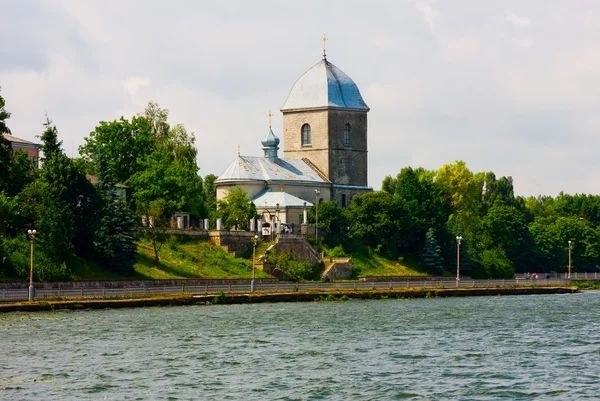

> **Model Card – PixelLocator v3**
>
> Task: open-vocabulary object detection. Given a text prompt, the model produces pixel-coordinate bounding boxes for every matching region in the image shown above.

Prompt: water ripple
[1,292,599,399]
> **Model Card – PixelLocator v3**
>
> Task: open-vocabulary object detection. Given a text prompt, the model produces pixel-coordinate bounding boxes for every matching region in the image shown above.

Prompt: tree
[394,167,448,255]
[0,87,11,135]
[203,174,218,225]
[94,151,137,274]
[422,228,444,274]
[17,180,73,278]
[38,115,63,161]
[307,201,348,247]
[436,161,484,235]
[139,199,170,265]
[79,116,155,183]
[128,149,204,218]
[346,191,410,255]
[216,186,256,230]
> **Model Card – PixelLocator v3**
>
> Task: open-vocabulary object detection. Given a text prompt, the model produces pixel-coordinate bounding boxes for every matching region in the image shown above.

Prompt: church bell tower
[280,39,370,206]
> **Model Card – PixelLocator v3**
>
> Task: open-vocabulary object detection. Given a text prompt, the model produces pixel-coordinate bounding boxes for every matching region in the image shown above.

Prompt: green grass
[133,237,273,279]
[320,242,427,278]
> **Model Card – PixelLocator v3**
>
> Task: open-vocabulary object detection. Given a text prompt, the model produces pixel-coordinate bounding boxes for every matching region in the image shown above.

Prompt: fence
[0,278,581,302]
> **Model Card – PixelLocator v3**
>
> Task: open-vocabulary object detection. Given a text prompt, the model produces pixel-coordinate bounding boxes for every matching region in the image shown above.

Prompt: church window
[301,124,311,146]
[343,123,351,146]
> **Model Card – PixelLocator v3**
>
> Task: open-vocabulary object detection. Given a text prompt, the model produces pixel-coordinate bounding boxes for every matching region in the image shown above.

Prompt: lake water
[1,292,600,400]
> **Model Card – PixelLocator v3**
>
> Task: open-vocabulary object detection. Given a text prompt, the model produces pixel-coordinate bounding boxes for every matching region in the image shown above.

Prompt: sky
[1,0,599,197]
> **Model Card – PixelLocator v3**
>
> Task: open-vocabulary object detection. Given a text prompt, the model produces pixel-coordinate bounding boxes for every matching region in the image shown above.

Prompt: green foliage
[267,250,313,281]
[79,116,155,184]
[203,174,218,226]
[38,116,63,161]
[212,290,228,304]
[217,186,256,230]
[307,201,348,246]
[128,149,204,218]
[0,87,10,135]
[346,191,410,255]
[472,247,514,279]
[94,152,138,274]
[422,228,444,275]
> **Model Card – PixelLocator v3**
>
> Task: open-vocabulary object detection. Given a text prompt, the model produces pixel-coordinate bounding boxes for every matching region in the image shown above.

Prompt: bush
[267,250,314,281]
[1,236,69,281]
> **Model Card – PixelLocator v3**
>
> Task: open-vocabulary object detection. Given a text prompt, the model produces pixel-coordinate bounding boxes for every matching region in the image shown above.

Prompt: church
[215,45,371,230]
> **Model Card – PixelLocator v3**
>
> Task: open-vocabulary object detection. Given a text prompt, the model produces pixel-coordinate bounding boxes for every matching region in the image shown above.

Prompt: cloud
[1,0,600,197]
[505,10,531,27]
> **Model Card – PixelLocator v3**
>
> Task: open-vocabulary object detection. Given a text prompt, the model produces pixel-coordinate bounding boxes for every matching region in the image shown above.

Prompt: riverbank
[0,286,579,313]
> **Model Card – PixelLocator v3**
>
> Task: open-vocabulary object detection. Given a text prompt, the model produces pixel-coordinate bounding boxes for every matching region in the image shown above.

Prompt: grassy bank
[1,236,429,283]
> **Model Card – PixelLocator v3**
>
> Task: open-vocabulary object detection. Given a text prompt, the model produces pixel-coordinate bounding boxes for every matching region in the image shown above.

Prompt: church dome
[261,128,280,148]
[281,59,369,112]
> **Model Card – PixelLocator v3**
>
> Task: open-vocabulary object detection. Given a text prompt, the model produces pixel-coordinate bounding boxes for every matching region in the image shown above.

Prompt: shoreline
[0,286,579,313]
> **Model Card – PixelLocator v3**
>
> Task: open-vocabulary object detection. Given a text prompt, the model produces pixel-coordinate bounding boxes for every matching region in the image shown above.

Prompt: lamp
[27,229,37,301]
[315,190,321,243]
[456,235,462,288]
[251,235,258,292]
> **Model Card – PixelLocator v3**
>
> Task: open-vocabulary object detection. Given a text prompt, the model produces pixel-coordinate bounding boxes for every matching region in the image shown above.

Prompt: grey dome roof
[261,128,280,147]
[215,156,327,185]
[281,59,369,112]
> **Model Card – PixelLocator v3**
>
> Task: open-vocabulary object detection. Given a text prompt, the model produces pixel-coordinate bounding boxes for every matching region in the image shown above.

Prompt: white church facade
[215,49,371,230]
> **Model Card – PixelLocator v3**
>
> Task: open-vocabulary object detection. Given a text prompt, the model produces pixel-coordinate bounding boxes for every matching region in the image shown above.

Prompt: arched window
[343,123,351,146]
[301,124,311,146]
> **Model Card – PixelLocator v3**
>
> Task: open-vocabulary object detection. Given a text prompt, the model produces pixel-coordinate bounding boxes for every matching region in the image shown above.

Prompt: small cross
[238,144,240,156]
[322,34,327,59]
[267,110,272,128]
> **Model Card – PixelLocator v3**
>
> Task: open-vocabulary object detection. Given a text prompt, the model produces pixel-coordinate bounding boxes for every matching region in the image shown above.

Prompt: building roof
[252,189,314,209]
[281,59,369,112]
[216,156,327,185]
[86,174,128,188]
[3,133,39,147]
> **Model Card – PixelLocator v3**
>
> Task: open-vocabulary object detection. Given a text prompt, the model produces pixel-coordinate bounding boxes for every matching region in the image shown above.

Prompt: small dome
[281,59,369,112]
[261,128,280,148]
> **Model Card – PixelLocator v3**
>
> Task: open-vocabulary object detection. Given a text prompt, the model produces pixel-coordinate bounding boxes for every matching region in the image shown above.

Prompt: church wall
[331,186,371,208]
[216,182,266,201]
[282,109,330,178]
[327,110,368,186]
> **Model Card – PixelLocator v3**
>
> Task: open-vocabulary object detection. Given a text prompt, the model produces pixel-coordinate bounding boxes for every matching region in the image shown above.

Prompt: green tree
[203,174,218,225]
[79,116,155,184]
[0,87,10,135]
[94,151,137,274]
[346,191,409,255]
[394,167,448,255]
[38,116,63,161]
[307,201,348,247]
[139,199,170,265]
[422,228,444,274]
[128,149,204,218]
[217,186,256,230]
[436,161,484,235]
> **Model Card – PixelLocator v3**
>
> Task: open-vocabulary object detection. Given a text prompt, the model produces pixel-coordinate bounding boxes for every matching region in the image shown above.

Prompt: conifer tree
[95,151,137,274]
[423,228,444,275]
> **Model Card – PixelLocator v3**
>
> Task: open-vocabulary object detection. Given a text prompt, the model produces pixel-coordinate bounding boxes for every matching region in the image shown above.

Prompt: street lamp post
[456,235,462,288]
[251,235,258,292]
[314,189,321,243]
[275,203,280,239]
[568,240,573,279]
[27,229,37,301]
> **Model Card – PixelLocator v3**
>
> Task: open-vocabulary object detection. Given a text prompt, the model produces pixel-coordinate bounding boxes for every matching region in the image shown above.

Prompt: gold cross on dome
[238,144,240,156]
[322,34,327,58]
[267,110,272,128]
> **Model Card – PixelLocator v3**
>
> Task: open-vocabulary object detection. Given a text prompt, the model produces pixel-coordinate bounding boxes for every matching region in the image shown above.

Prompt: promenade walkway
[0,278,583,302]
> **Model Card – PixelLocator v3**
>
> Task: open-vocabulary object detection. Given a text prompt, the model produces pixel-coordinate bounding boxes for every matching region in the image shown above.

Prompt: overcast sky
[1,0,599,197]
